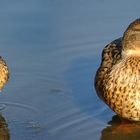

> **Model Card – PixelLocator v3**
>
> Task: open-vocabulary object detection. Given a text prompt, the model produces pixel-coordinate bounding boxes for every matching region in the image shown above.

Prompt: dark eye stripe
[132,28,140,32]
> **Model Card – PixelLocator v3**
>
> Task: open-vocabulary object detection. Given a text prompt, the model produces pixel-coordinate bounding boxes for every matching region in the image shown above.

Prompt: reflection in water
[0,113,9,140]
[100,115,140,140]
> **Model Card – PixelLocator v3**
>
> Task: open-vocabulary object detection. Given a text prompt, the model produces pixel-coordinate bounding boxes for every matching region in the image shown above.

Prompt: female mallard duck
[0,57,9,90]
[95,18,140,121]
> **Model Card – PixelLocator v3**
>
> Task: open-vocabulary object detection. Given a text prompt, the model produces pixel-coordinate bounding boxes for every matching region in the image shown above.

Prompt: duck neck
[122,49,140,57]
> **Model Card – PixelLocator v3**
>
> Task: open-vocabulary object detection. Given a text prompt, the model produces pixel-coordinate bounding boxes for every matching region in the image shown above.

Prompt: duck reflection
[0,113,10,140]
[100,115,140,140]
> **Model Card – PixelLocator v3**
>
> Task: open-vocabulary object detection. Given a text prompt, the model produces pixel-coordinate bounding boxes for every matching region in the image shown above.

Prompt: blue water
[0,0,140,140]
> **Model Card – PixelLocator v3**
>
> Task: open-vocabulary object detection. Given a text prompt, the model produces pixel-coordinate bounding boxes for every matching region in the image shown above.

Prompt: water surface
[0,0,140,140]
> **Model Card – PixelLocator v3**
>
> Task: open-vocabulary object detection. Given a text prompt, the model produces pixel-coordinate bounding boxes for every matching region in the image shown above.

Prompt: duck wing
[95,37,122,97]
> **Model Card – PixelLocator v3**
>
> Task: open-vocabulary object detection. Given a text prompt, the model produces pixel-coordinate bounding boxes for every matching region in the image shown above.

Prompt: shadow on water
[0,113,10,140]
[66,57,94,109]
[65,54,114,120]
[101,115,140,140]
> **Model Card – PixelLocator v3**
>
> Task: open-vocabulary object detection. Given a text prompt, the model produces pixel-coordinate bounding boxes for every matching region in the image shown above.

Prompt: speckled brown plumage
[95,18,140,121]
[0,56,9,90]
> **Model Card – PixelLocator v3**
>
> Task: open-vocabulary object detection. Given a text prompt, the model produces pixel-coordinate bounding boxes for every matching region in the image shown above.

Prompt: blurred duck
[95,18,140,121]
[0,56,9,90]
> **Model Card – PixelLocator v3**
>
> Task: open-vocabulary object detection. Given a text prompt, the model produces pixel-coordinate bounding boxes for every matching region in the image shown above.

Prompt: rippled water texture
[0,0,140,140]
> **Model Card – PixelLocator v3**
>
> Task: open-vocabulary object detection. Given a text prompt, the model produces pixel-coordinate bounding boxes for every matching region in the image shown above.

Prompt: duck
[95,18,140,121]
[0,56,9,90]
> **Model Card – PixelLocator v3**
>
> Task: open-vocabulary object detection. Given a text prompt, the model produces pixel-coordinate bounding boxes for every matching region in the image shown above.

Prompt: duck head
[122,18,140,55]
